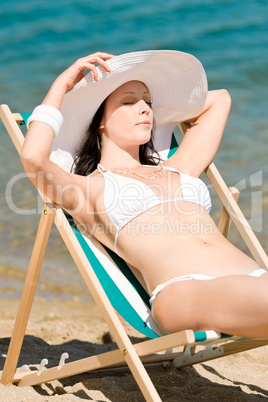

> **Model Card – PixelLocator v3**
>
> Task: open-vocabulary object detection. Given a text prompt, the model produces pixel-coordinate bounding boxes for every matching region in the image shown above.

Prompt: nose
[139,99,150,114]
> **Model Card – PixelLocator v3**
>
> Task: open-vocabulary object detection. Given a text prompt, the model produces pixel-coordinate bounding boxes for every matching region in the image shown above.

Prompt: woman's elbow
[217,89,232,108]
[20,150,44,175]
[208,89,231,106]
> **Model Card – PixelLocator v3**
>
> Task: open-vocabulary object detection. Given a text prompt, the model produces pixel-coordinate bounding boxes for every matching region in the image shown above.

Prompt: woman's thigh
[152,273,268,338]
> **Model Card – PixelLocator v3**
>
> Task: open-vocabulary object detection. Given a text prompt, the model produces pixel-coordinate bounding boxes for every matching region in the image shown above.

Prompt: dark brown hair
[73,98,160,176]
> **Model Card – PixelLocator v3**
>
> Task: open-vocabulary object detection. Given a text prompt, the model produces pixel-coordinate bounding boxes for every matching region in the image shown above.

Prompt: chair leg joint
[171,344,224,368]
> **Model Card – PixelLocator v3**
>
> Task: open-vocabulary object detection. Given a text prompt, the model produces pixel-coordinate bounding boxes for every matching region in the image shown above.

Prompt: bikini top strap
[96,164,108,175]
[163,165,180,173]
[87,164,107,177]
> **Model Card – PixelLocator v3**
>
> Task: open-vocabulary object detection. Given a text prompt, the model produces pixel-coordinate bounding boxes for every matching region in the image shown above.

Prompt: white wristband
[33,105,63,126]
[27,104,63,138]
[27,113,61,137]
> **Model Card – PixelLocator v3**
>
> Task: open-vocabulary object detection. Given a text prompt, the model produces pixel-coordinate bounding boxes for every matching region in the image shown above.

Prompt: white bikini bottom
[149,268,267,305]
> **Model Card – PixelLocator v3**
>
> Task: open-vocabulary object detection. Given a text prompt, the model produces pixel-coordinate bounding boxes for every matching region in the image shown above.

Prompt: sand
[0,297,268,401]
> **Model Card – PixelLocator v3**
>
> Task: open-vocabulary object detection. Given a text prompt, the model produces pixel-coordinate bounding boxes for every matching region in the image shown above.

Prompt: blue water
[0,0,267,298]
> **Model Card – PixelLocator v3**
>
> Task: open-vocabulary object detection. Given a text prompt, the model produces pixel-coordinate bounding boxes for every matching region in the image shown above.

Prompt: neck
[99,142,141,169]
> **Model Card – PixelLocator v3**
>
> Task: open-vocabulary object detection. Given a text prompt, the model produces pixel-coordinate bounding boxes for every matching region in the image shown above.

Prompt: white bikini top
[96,164,212,256]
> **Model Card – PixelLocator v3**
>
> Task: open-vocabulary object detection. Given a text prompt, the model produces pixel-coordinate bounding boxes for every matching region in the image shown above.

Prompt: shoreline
[1,298,268,401]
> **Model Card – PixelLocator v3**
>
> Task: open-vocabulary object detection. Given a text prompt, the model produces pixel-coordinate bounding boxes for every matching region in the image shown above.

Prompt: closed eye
[122,97,152,107]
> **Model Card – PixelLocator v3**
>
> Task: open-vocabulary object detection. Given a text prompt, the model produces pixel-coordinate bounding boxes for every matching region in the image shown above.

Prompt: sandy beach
[0,297,268,401]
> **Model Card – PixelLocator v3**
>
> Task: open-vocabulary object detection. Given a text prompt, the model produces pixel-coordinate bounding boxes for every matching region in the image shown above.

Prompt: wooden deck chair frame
[1,104,268,402]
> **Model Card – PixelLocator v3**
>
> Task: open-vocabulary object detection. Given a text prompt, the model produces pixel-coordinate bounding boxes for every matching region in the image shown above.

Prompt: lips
[136,120,151,126]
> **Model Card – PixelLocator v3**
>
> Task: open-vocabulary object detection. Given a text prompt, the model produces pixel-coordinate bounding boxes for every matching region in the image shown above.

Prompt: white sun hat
[50,50,207,172]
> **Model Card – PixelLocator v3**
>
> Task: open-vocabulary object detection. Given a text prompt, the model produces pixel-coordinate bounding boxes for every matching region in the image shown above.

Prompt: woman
[21,51,268,338]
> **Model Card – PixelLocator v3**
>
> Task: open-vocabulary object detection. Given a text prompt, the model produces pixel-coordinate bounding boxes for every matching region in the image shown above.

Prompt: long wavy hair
[73,97,161,176]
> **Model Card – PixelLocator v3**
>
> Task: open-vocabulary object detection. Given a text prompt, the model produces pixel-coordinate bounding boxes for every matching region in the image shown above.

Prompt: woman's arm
[164,89,232,177]
[20,52,113,212]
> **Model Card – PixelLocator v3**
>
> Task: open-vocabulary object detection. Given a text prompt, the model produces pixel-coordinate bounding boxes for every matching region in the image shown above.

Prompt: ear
[99,122,105,129]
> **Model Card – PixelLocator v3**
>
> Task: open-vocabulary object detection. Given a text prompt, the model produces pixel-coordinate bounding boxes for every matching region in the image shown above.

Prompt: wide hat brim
[50,50,207,172]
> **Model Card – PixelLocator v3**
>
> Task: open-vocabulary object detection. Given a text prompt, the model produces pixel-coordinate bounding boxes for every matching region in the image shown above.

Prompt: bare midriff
[113,201,259,295]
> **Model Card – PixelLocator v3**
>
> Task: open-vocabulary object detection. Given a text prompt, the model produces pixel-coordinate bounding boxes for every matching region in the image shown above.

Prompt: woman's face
[100,81,153,150]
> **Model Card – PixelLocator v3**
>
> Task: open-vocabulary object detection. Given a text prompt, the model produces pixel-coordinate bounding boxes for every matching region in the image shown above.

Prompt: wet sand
[0,297,268,401]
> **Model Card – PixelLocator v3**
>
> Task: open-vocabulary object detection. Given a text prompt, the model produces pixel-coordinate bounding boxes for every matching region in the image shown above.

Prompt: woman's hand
[42,52,114,109]
[57,52,114,91]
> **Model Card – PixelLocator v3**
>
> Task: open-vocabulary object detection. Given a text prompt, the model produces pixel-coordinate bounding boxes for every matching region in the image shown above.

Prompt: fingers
[77,52,114,81]
[58,52,115,92]
[92,51,114,60]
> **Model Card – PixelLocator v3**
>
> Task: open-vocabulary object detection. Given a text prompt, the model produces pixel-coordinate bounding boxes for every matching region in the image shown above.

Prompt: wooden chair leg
[1,204,55,385]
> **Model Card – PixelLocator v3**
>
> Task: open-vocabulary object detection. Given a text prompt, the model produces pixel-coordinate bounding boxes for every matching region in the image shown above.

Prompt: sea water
[0,0,267,298]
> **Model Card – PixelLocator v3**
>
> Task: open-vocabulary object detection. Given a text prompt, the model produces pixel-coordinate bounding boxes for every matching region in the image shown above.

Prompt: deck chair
[1,104,268,402]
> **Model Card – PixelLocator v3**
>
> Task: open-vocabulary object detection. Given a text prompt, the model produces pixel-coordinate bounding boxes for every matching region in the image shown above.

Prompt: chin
[138,133,151,144]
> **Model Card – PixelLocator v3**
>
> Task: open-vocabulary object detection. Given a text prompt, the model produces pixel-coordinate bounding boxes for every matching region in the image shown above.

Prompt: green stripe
[194,331,208,342]
[20,113,31,126]
[167,133,179,158]
[220,333,231,339]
